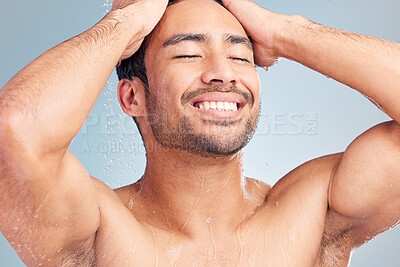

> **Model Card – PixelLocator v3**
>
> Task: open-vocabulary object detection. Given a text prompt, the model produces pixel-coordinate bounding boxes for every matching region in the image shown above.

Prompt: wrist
[270,14,311,60]
[105,8,145,45]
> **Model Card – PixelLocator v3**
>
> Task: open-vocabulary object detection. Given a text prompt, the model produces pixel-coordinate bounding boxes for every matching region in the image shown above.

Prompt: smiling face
[143,0,261,156]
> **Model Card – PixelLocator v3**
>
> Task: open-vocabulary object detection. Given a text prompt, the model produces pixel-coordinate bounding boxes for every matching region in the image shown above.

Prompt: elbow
[0,110,29,154]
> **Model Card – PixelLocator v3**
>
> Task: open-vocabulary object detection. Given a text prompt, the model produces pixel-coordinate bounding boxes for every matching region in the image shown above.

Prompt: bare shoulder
[90,176,123,200]
[268,153,343,200]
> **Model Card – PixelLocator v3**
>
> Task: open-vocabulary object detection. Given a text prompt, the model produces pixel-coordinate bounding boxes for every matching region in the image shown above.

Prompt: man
[0,0,399,266]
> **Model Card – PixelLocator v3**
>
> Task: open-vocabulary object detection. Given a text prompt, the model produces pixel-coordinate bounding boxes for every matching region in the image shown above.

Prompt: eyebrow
[162,33,253,50]
[224,34,253,50]
[162,33,209,47]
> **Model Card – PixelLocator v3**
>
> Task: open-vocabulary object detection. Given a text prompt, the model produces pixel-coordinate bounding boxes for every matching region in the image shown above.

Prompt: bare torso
[56,153,353,267]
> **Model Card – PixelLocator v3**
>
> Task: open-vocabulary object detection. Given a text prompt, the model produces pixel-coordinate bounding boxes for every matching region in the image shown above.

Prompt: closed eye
[229,57,250,63]
[174,55,201,59]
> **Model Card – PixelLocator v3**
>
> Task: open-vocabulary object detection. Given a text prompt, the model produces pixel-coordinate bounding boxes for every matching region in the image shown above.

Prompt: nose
[201,56,237,86]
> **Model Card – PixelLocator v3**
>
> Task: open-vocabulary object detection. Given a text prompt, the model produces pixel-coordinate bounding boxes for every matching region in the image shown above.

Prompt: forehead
[149,0,249,46]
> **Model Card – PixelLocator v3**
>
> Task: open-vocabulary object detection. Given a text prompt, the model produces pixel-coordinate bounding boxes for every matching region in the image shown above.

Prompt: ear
[117,78,146,117]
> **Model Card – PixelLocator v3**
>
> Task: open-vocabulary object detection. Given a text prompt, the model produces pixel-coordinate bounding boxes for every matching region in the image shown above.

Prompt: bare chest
[91,214,352,267]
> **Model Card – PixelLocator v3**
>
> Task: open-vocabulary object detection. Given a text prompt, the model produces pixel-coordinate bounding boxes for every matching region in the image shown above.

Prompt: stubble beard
[146,92,260,157]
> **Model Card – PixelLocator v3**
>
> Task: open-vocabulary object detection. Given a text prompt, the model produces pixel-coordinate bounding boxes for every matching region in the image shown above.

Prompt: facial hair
[145,85,260,157]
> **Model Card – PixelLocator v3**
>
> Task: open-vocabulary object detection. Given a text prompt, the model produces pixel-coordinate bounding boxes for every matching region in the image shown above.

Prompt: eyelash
[229,57,250,63]
[175,55,200,59]
[174,55,250,63]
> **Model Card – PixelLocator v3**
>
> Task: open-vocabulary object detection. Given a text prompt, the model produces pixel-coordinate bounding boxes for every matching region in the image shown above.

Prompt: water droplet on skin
[275,201,280,207]
[206,217,211,224]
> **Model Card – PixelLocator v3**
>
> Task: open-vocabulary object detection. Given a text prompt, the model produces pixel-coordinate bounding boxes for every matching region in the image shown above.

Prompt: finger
[222,0,263,21]
[222,0,275,32]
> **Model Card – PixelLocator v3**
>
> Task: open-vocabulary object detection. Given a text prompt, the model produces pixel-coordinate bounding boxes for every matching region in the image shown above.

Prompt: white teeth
[196,101,238,111]
[210,102,217,109]
[224,102,231,110]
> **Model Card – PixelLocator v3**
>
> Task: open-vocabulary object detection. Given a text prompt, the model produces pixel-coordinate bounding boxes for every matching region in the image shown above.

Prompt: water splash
[103,0,112,15]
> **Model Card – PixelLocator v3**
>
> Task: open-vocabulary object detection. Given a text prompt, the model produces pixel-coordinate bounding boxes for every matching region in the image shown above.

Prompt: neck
[134,142,250,238]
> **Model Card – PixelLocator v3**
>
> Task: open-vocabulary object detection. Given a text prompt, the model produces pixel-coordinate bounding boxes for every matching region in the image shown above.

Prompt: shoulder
[90,176,130,208]
[251,153,343,227]
[269,152,343,200]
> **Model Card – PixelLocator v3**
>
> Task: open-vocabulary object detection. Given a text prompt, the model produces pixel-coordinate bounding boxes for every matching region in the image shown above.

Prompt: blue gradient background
[1,0,399,266]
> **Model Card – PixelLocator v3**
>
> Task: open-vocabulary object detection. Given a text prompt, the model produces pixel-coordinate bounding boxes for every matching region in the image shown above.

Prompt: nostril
[210,79,224,83]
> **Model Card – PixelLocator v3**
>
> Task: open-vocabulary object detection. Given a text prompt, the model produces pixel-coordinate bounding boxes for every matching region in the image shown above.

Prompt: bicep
[0,150,100,265]
[328,120,400,246]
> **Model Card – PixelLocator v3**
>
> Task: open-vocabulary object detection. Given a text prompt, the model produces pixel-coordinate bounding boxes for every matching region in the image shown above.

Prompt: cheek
[152,65,201,99]
[239,68,261,101]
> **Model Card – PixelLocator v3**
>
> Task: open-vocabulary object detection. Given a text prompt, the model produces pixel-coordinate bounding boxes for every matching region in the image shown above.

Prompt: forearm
[273,15,400,122]
[0,9,138,155]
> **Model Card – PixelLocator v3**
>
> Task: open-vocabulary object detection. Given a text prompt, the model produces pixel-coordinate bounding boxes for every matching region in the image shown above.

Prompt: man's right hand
[112,0,168,60]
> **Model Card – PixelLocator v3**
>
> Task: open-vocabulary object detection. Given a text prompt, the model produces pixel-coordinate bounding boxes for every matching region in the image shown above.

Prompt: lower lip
[190,105,243,119]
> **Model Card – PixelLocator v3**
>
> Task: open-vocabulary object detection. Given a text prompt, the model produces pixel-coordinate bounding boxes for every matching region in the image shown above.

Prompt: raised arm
[0,0,167,265]
[222,0,400,246]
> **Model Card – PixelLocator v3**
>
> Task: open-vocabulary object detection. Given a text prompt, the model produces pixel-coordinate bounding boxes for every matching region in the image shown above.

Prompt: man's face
[143,0,261,156]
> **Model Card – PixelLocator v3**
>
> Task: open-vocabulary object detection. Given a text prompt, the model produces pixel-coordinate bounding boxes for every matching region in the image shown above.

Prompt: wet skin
[84,1,352,266]
[3,0,400,266]
[91,154,348,267]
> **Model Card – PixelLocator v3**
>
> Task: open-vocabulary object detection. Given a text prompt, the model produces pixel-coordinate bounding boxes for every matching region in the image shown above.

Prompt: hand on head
[112,0,281,65]
[112,0,169,60]
[221,0,280,69]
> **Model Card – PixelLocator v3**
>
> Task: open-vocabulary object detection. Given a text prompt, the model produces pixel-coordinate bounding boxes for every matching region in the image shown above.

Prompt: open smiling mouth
[192,101,243,112]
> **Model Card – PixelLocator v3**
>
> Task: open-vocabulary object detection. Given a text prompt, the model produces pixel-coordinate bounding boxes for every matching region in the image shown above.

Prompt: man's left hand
[221,0,283,69]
